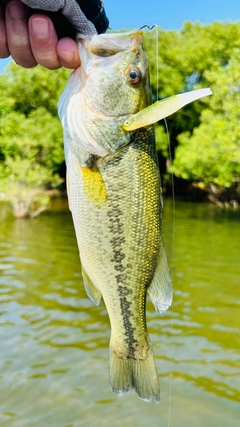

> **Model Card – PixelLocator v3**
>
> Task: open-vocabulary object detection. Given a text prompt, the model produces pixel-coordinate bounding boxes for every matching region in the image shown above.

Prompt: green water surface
[0,199,239,427]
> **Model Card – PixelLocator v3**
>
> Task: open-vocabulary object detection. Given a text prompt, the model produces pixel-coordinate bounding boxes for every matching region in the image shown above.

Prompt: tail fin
[109,345,160,403]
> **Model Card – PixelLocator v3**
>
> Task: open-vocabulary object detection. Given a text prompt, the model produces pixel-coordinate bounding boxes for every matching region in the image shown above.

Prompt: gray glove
[0,0,109,35]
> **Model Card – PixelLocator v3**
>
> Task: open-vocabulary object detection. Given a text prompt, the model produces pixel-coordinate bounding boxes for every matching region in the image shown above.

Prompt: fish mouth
[77,29,143,40]
[77,29,143,57]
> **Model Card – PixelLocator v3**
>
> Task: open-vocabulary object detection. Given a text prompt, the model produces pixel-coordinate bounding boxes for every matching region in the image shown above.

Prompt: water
[0,199,239,427]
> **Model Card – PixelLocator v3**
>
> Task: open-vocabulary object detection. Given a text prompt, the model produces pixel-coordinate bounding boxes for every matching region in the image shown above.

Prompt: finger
[57,38,80,69]
[0,6,10,58]
[29,14,61,70]
[5,0,37,68]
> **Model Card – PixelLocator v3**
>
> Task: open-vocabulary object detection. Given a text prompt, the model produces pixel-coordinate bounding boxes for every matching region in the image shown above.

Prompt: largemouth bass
[58,29,211,403]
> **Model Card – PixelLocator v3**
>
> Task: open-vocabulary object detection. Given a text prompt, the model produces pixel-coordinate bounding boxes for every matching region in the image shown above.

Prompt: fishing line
[151,24,174,426]
[145,24,174,422]
[154,25,159,101]
[141,24,159,99]
[164,117,175,427]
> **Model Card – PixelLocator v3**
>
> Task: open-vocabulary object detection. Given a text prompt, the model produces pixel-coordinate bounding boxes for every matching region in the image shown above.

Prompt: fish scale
[66,126,164,401]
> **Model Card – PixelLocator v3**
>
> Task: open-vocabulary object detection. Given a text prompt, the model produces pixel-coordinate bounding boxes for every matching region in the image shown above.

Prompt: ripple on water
[0,200,240,426]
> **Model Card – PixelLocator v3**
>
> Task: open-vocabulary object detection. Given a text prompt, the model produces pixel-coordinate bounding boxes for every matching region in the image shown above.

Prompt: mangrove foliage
[0,21,239,216]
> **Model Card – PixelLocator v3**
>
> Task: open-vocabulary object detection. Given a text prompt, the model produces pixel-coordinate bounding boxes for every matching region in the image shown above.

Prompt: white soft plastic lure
[123,88,212,131]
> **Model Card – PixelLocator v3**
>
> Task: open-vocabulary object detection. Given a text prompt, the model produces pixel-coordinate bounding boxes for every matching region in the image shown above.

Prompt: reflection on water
[0,199,240,427]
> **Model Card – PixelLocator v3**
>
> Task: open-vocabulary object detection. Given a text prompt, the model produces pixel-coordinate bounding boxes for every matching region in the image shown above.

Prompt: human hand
[0,0,81,69]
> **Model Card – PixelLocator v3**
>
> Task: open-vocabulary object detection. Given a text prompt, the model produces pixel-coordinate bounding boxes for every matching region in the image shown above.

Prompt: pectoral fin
[82,265,101,305]
[148,246,172,313]
[66,171,71,211]
[123,88,212,131]
[81,164,107,205]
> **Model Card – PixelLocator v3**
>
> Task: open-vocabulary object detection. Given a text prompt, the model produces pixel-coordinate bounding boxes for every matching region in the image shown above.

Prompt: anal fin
[81,265,101,306]
[148,245,172,313]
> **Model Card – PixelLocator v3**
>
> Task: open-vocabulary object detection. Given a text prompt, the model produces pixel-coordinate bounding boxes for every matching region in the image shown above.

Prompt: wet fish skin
[59,30,172,403]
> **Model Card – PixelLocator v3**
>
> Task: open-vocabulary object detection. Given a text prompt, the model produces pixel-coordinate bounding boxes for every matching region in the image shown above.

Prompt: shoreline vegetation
[0,21,239,218]
[0,186,238,221]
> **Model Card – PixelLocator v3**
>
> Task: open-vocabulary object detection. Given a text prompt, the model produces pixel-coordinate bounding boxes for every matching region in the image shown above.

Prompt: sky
[104,0,239,30]
[0,0,239,73]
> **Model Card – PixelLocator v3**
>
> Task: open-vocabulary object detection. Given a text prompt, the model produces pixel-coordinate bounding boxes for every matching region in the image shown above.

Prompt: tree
[171,49,240,202]
[0,63,70,217]
[1,22,240,215]
[144,21,240,201]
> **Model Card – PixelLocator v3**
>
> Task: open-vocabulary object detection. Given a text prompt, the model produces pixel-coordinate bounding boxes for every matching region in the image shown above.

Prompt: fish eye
[126,67,142,84]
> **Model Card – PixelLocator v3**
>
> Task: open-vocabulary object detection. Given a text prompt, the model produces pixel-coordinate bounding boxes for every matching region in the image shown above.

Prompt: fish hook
[140,24,158,30]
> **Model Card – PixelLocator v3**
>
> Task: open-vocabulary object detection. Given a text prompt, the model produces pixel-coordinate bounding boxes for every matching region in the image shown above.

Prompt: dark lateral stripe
[107,198,137,356]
